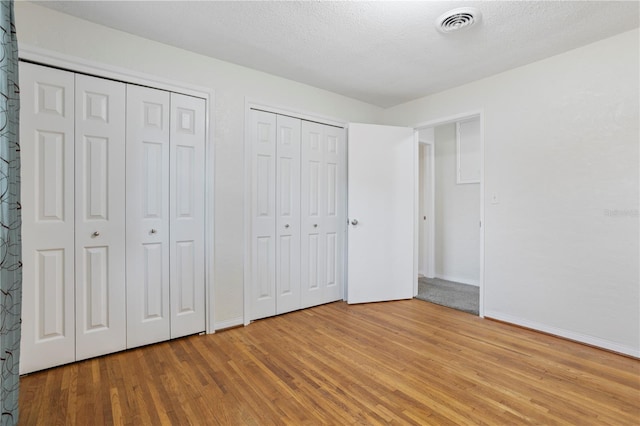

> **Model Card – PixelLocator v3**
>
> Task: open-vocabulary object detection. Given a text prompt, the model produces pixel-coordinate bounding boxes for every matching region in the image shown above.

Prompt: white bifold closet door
[169,93,206,338]
[20,62,207,372]
[249,110,277,320]
[126,86,206,348]
[126,85,171,348]
[250,111,304,319]
[274,115,302,315]
[20,63,127,373]
[74,74,127,360]
[300,122,345,309]
[249,109,345,321]
[251,110,300,319]
[20,63,76,373]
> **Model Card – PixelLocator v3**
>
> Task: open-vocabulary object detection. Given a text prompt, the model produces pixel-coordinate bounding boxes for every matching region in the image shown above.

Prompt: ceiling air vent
[436,7,482,33]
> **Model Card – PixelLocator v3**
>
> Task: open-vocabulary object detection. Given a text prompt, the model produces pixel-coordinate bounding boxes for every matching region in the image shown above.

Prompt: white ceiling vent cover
[436,7,482,33]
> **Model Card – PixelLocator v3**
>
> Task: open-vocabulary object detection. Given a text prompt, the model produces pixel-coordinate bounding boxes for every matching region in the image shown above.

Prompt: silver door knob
[150,229,157,234]
[351,219,358,226]
[92,231,100,237]
[313,224,318,228]
[284,224,290,229]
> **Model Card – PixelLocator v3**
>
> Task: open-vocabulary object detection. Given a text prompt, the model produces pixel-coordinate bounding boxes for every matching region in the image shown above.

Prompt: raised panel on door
[20,62,76,373]
[275,115,301,315]
[300,121,326,308]
[169,93,206,338]
[74,74,127,360]
[126,85,171,348]
[250,110,277,320]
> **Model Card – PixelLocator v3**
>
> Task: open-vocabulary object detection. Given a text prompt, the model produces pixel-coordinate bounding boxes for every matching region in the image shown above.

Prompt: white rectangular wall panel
[74,74,127,360]
[436,123,481,285]
[250,110,277,320]
[126,85,171,348]
[456,118,481,184]
[20,63,76,374]
[169,93,206,338]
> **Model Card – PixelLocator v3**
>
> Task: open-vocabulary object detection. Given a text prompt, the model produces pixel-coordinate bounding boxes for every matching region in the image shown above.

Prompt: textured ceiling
[33,1,639,108]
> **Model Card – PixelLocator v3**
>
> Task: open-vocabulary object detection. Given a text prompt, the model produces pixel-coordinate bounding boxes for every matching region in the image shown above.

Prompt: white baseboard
[484,310,640,358]
[435,274,479,287]
[214,316,244,331]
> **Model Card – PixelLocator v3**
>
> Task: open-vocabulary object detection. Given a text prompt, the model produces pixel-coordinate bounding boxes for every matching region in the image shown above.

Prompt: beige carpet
[416,277,479,315]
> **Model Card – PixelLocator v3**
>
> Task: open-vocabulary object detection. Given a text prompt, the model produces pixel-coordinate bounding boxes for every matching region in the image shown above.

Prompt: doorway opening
[414,112,484,316]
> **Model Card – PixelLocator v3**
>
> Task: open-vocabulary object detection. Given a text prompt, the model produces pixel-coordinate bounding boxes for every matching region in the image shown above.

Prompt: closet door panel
[301,123,346,308]
[301,122,326,308]
[275,115,301,315]
[126,85,171,348]
[20,63,76,374]
[323,126,345,302]
[169,93,206,338]
[250,110,277,320]
[248,112,345,320]
[74,74,127,360]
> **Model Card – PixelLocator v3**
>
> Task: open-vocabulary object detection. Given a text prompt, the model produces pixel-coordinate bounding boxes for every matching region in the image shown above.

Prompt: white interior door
[169,93,206,338]
[347,123,415,304]
[300,121,325,308]
[300,122,346,308]
[126,85,171,348]
[323,124,346,303]
[250,110,277,320]
[275,115,301,315]
[74,74,127,360]
[20,63,76,374]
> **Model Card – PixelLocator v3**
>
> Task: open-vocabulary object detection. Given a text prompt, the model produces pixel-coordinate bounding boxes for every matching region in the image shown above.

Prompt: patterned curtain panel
[0,0,20,424]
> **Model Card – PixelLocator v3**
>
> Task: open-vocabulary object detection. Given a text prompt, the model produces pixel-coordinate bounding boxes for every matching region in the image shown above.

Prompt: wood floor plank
[19,300,640,425]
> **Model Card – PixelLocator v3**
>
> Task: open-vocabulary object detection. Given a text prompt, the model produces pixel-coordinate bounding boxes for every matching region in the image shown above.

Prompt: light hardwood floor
[20,300,639,425]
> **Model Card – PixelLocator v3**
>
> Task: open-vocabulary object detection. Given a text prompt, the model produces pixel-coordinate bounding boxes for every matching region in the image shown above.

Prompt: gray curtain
[0,1,20,424]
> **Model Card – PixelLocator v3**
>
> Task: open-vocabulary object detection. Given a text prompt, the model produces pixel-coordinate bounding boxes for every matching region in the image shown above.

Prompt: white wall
[15,2,383,327]
[434,124,480,285]
[384,29,640,356]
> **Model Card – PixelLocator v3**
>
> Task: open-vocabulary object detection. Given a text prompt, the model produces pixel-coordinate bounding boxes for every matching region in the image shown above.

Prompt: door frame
[18,44,217,333]
[242,99,348,325]
[413,110,485,317]
[418,136,435,279]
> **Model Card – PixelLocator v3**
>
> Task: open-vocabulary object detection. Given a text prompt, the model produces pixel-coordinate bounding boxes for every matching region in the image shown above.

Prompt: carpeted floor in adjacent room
[416,277,479,315]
